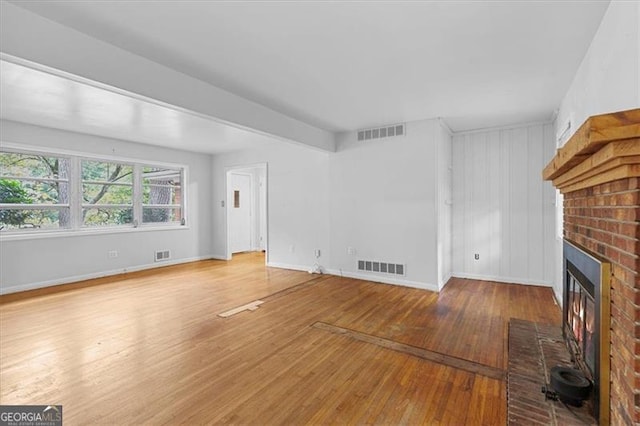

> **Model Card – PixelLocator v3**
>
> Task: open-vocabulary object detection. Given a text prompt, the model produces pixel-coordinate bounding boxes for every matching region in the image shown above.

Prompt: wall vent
[357,123,405,142]
[155,250,171,262]
[357,260,405,276]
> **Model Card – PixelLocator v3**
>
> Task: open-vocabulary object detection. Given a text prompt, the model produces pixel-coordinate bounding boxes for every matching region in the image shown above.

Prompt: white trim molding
[0,255,220,295]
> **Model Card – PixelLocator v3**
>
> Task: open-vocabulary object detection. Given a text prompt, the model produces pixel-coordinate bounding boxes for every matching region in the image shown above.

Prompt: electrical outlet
[347,247,356,255]
[315,249,321,258]
[474,253,480,260]
[108,250,118,259]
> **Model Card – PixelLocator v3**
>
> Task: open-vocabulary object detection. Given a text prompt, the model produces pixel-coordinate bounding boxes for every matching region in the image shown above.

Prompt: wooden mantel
[543,108,640,193]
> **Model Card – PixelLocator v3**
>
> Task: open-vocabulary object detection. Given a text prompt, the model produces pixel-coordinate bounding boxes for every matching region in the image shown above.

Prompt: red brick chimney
[543,108,640,425]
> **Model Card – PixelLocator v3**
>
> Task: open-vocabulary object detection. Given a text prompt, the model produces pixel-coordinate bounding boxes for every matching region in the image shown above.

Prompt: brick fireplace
[544,108,640,425]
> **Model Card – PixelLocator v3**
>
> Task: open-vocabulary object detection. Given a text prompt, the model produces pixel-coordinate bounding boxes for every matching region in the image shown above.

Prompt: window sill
[0,225,190,242]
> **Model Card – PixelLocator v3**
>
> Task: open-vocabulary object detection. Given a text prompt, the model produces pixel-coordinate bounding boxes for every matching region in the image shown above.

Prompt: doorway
[226,163,267,261]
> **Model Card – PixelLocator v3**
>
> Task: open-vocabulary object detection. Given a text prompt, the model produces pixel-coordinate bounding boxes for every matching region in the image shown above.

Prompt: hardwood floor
[0,253,561,425]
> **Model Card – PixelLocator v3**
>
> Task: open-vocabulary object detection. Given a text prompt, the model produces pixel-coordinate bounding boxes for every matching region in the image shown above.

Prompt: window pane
[142,167,181,206]
[0,179,69,205]
[142,184,180,205]
[142,167,181,185]
[82,160,133,183]
[82,161,133,212]
[0,208,66,230]
[0,152,70,179]
[83,208,133,226]
[142,207,181,224]
[83,184,132,205]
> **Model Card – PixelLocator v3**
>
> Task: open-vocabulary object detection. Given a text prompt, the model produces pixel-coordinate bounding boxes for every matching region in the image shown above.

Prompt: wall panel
[452,122,555,286]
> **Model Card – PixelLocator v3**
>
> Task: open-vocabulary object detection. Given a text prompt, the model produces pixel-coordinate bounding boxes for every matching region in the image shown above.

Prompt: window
[0,152,71,230]
[82,160,133,227]
[0,146,186,235]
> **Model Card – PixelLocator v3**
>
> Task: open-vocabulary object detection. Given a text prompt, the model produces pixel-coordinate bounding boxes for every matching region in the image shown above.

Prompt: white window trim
[0,142,188,240]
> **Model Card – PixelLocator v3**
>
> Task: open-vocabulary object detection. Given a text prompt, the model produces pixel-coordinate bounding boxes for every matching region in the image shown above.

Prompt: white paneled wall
[452,123,556,286]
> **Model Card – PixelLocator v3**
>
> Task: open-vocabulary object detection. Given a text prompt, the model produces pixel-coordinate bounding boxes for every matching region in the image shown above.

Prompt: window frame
[0,142,188,240]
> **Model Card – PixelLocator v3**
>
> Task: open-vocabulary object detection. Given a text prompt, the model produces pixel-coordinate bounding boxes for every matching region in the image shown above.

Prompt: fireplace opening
[563,240,611,424]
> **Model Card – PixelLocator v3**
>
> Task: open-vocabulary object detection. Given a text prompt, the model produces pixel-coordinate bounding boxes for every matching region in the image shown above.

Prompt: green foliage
[0,152,63,179]
[0,179,32,226]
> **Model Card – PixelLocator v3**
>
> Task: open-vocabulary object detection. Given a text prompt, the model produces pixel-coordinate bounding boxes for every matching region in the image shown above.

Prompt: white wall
[556,1,640,139]
[552,0,639,303]
[436,121,453,289]
[329,119,447,291]
[452,122,556,287]
[0,120,213,294]
[211,141,330,270]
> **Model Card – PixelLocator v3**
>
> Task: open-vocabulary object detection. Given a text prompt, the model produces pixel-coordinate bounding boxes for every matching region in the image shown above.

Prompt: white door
[229,173,252,253]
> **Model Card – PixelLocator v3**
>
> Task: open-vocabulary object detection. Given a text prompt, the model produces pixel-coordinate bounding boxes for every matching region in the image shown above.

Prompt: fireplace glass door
[567,273,596,375]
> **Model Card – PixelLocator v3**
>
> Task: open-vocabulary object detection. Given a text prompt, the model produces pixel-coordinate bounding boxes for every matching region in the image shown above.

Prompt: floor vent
[155,250,171,262]
[357,260,405,276]
[357,123,405,141]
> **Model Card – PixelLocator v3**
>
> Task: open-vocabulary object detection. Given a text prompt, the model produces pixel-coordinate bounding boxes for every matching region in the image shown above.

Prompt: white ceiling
[3,1,610,146]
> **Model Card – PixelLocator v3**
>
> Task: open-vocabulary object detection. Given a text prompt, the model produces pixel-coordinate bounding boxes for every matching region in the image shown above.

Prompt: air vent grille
[357,123,405,141]
[357,260,405,276]
[155,250,171,262]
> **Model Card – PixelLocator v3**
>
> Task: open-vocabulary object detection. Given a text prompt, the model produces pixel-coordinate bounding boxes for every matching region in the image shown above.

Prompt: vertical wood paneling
[487,130,500,278]
[451,138,465,275]
[452,123,555,286]
[527,125,543,282]
[510,127,528,278]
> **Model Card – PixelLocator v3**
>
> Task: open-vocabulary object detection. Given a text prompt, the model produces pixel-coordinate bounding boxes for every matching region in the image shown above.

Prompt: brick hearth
[507,319,594,425]
[544,109,640,425]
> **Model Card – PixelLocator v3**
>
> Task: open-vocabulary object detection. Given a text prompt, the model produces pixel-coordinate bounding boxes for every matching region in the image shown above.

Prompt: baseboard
[439,273,453,291]
[325,269,439,292]
[451,272,553,287]
[266,261,311,273]
[210,254,229,261]
[266,263,438,292]
[0,255,219,295]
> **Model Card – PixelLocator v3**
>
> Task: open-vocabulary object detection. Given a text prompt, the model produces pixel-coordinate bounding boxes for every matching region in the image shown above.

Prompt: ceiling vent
[357,124,405,142]
[357,260,405,276]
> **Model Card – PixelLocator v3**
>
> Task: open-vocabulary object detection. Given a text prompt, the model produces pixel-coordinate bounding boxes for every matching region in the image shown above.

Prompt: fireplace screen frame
[563,239,611,425]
